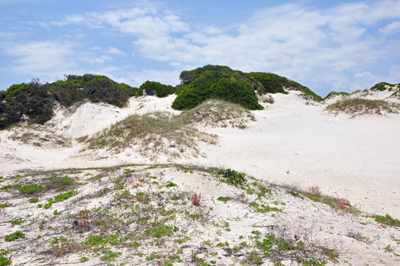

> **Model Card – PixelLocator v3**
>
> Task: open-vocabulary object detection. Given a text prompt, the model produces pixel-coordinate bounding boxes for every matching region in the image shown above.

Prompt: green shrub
[0,256,12,266]
[247,72,289,94]
[172,65,264,110]
[19,184,43,194]
[43,198,53,209]
[370,82,396,91]
[218,168,246,185]
[1,74,136,129]
[217,196,231,203]
[374,214,400,226]
[140,81,176,97]
[11,219,26,225]
[5,231,25,242]
[0,202,12,208]
[54,190,75,202]
[165,181,178,188]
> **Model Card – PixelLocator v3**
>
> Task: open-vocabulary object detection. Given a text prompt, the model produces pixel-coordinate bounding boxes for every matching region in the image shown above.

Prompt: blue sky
[1,0,400,97]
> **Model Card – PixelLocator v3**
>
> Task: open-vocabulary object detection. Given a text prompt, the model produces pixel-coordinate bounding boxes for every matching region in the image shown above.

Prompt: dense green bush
[172,65,264,110]
[370,82,397,91]
[1,75,138,130]
[139,81,176,97]
[0,80,54,129]
[247,72,289,94]
[247,72,322,101]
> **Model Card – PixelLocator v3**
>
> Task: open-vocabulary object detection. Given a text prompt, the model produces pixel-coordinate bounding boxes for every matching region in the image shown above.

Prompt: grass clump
[85,111,218,160]
[179,100,256,129]
[29,198,39,203]
[5,231,25,242]
[326,98,400,118]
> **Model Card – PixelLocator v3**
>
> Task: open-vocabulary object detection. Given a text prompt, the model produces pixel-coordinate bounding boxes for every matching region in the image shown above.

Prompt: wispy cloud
[107,47,126,56]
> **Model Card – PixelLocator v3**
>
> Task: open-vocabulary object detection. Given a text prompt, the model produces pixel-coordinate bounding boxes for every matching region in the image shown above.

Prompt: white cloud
[126,69,180,87]
[379,21,400,35]
[353,72,376,79]
[2,41,79,76]
[107,47,126,56]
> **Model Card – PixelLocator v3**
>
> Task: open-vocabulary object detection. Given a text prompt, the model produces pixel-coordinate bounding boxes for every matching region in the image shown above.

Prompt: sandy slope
[0,91,399,220]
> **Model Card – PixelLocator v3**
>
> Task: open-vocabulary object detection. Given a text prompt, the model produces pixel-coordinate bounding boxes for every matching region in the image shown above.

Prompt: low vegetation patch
[179,100,256,129]
[85,111,218,160]
[326,98,400,118]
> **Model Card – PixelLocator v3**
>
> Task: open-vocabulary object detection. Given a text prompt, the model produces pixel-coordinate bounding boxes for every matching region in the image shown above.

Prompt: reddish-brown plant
[308,186,322,197]
[133,183,139,188]
[334,197,350,209]
[192,193,201,206]
[77,210,88,228]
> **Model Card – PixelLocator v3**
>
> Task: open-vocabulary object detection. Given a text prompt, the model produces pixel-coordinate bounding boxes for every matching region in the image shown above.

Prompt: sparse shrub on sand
[179,100,256,129]
[374,214,400,227]
[192,193,201,206]
[85,111,218,160]
[326,98,400,118]
[333,198,350,209]
[5,231,25,242]
[218,168,247,186]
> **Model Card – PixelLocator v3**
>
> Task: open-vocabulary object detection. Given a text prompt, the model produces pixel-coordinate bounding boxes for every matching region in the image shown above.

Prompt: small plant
[308,186,322,197]
[218,169,246,185]
[11,219,26,225]
[165,181,178,188]
[43,198,53,209]
[0,202,12,208]
[5,231,25,242]
[217,196,231,203]
[334,198,350,209]
[29,198,39,203]
[192,193,201,206]
[53,210,62,215]
[324,249,339,262]
[0,256,12,266]
[80,256,89,262]
[76,210,89,228]
[50,236,73,257]
[100,248,121,261]
[39,223,44,230]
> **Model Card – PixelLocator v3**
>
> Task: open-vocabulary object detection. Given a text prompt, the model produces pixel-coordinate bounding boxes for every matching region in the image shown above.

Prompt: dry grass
[179,99,256,129]
[334,198,350,209]
[308,186,322,197]
[8,125,72,148]
[85,111,218,160]
[326,98,400,118]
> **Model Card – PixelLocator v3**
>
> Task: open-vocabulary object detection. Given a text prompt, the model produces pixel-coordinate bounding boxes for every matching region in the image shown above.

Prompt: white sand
[0,91,399,218]
[1,91,400,265]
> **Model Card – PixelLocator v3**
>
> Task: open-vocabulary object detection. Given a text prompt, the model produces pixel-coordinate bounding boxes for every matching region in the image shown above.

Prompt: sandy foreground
[0,92,399,265]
